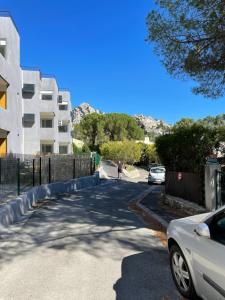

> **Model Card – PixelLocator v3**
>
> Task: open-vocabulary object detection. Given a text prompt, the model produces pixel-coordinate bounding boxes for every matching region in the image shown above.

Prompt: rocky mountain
[133,115,170,135]
[71,103,102,125]
[72,103,170,140]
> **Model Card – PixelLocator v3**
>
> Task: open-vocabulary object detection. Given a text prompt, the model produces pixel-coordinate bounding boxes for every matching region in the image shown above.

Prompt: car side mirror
[194,223,211,238]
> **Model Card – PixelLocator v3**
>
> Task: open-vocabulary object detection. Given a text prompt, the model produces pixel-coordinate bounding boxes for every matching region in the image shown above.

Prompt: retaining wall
[0,172,100,227]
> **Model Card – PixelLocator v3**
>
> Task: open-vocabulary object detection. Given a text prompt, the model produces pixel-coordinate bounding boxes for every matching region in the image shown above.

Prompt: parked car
[148,166,165,184]
[148,163,160,170]
[167,206,225,300]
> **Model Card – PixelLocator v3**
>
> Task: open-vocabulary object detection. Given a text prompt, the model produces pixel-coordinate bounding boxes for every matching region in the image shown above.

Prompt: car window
[150,168,165,174]
[210,212,225,245]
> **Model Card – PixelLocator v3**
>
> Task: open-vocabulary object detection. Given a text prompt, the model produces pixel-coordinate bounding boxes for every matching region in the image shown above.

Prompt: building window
[41,119,53,128]
[59,104,68,111]
[59,145,68,154]
[0,39,6,58]
[58,125,68,133]
[22,84,35,98]
[23,114,35,127]
[41,94,53,100]
[41,144,53,154]
[58,95,63,103]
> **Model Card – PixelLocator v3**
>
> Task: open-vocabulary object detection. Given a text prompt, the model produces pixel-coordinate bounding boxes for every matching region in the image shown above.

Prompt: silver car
[167,206,225,300]
[148,166,165,184]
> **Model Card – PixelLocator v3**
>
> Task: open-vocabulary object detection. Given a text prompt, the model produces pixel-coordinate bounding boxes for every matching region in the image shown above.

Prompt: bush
[73,143,91,155]
[82,143,91,154]
[138,143,159,166]
[155,123,222,173]
[73,144,83,155]
[100,141,142,164]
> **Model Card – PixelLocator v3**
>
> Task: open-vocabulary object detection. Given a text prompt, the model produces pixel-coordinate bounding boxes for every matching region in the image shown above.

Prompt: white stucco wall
[0,16,23,154]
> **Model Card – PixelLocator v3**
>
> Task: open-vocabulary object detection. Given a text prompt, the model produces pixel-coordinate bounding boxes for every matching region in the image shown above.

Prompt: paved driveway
[0,181,181,300]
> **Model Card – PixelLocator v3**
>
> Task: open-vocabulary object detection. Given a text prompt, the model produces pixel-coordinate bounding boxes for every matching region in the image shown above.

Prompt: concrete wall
[22,70,41,154]
[205,163,221,211]
[58,90,73,154]
[0,16,23,154]
[0,172,100,227]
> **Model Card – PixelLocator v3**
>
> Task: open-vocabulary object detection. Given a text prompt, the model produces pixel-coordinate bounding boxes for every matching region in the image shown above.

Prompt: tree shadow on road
[114,249,184,300]
[0,180,161,267]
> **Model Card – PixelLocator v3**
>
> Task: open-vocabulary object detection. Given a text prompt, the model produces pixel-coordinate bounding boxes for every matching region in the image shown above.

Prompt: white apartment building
[0,13,23,156]
[0,12,72,156]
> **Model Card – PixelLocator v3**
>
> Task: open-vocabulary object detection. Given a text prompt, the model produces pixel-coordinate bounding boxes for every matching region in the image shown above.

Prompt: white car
[167,206,225,300]
[148,166,165,184]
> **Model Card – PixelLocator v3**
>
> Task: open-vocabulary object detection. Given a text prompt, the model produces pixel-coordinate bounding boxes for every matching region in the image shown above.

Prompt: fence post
[93,157,96,174]
[39,157,42,185]
[90,158,92,176]
[48,157,51,184]
[73,158,76,179]
[32,159,35,186]
[17,158,20,196]
[79,158,82,178]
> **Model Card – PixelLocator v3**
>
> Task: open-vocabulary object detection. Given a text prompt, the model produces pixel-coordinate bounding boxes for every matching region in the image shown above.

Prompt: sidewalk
[136,186,190,230]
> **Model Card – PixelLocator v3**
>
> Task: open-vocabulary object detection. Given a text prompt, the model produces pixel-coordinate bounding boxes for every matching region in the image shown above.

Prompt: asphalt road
[0,180,181,300]
[101,160,149,183]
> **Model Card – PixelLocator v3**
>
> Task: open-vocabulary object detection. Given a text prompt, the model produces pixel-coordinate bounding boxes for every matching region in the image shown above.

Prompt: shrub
[100,141,142,164]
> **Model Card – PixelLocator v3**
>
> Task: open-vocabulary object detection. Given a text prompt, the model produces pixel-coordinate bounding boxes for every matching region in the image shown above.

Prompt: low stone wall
[163,194,208,216]
[0,172,100,227]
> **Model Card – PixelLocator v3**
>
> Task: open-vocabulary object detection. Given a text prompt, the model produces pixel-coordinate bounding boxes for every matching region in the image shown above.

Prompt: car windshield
[150,168,165,174]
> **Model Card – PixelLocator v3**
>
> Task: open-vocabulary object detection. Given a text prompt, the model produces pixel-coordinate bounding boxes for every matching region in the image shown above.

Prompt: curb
[136,202,168,231]
[128,186,155,205]
[130,186,169,231]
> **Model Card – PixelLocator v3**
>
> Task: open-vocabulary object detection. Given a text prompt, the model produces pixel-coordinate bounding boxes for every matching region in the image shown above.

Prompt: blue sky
[1,0,225,124]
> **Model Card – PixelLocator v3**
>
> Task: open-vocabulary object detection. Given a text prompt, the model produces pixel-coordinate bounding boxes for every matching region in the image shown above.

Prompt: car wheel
[169,245,198,300]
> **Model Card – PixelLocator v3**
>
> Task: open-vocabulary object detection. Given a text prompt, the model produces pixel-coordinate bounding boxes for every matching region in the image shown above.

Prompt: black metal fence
[0,154,95,202]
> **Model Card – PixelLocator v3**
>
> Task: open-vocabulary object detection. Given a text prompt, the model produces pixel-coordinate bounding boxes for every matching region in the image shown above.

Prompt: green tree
[138,143,159,165]
[100,141,142,164]
[73,144,83,155]
[73,113,144,150]
[144,144,159,164]
[104,113,144,141]
[156,123,222,173]
[147,0,225,98]
[82,143,91,154]
[173,118,194,130]
[74,113,107,150]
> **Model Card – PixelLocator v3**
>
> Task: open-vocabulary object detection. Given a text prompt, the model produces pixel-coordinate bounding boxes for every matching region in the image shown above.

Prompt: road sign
[177,172,182,181]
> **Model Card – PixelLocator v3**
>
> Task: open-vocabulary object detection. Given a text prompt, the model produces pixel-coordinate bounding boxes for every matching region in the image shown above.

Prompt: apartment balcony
[58,107,71,121]
[58,133,72,144]
[40,128,55,140]
[40,91,56,112]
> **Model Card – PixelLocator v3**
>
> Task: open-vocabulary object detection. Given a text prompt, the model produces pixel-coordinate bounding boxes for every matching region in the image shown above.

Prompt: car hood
[172,212,212,225]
